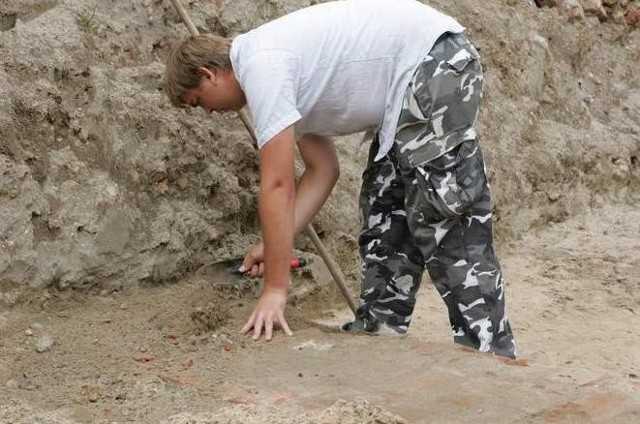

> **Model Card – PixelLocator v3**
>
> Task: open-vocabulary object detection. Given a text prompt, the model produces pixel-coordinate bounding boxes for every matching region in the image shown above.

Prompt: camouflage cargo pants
[358,33,516,358]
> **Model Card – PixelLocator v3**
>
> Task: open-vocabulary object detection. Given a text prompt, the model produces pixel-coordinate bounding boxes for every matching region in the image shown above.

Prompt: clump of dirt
[304,398,407,424]
[161,398,406,424]
[190,301,229,333]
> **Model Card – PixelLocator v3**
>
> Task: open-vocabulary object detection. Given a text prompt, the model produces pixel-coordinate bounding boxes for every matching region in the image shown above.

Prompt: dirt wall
[0,0,638,295]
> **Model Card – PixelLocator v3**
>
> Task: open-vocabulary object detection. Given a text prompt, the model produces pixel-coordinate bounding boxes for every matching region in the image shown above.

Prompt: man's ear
[197,66,216,80]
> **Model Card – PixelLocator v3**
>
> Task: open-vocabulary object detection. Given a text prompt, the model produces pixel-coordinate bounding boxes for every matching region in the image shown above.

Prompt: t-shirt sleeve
[236,50,301,148]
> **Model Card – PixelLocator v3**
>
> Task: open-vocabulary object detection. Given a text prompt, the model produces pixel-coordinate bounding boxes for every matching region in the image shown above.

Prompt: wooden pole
[304,224,357,313]
[169,0,198,36]
[168,0,356,314]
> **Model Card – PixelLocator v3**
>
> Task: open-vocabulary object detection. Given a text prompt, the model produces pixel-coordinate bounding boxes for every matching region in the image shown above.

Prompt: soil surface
[1,203,639,422]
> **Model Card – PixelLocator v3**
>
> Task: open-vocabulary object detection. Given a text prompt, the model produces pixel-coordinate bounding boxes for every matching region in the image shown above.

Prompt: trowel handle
[290,256,309,269]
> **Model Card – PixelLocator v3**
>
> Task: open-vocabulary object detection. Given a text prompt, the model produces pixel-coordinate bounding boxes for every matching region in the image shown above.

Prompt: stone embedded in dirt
[29,322,43,331]
[293,340,335,351]
[527,32,550,50]
[559,0,587,21]
[625,4,640,25]
[135,354,155,363]
[223,339,234,352]
[580,0,608,19]
[25,328,34,336]
[35,335,55,353]
[15,375,41,391]
[5,379,19,389]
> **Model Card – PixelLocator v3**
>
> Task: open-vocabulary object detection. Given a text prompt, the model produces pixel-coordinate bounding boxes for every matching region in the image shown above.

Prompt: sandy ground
[1,201,638,423]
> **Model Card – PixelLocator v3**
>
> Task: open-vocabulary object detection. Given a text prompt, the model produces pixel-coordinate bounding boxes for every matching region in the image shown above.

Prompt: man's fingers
[278,314,293,336]
[265,319,274,341]
[241,315,292,339]
[240,289,290,341]
[240,261,265,278]
[240,312,256,335]
[250,264,260,277]
[252,317,264,340]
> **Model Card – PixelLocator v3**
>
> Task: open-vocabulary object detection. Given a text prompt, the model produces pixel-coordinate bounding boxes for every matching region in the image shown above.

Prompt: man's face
[182,67,245,115]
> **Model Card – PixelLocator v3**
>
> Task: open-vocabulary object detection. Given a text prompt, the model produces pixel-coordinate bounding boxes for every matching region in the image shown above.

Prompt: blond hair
[164,34,232,107]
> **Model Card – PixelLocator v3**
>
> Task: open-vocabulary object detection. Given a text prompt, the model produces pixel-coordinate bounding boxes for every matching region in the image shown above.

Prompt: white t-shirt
[230,0,464,161]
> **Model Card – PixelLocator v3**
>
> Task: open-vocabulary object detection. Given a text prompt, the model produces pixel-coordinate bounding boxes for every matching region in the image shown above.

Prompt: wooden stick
[169,0,198,36]
[304,224,357,313]
[167,0,357,315]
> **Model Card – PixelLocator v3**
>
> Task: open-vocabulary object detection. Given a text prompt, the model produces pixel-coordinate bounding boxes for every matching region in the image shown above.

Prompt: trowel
[194,256,309,285]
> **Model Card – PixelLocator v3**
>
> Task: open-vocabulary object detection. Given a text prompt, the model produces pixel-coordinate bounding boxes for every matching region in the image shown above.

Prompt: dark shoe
[341,315,380,333]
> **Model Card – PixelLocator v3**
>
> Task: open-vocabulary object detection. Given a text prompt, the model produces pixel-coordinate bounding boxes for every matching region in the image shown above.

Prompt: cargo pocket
[445,47,478,74]
[413,144,468,219]
[453,139,487,211]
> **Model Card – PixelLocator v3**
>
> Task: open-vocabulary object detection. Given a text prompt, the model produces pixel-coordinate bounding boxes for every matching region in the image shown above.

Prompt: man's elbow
[262,176,296,199]
[316,160,340,187]
[326,151,340,184]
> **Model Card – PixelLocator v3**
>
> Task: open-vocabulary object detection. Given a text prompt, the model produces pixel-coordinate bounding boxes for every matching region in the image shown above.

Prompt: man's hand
[240,242,265,277]
[240,288,293,340]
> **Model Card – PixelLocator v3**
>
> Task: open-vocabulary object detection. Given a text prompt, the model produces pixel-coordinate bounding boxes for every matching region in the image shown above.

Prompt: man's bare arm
[241,126,296,340]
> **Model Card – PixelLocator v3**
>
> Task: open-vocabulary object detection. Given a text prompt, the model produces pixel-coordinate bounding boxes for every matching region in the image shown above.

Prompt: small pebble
[120,304,128,310]
[29,323,43,331]
[36,335,55,353]
[25,329,34,336]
